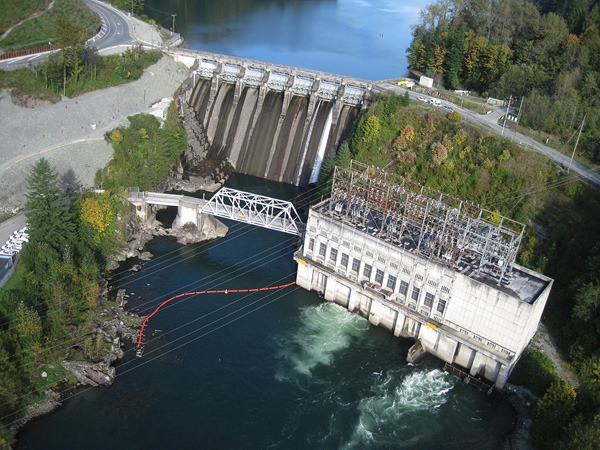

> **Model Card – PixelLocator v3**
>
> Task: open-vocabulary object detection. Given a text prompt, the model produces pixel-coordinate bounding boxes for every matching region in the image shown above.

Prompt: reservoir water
[144,0,431,80]
[17,2,516,448]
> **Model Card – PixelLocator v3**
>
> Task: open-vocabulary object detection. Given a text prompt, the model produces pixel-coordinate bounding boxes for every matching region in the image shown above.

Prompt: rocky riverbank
[108,198,228,271]
[501,384,537,450]
[60,287,141,388]
[10,286,142,438]
[11,189,228,440]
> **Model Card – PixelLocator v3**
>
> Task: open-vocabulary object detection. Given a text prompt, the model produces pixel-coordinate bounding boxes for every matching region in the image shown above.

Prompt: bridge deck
[201,187,304,235]
[129,188,304,236]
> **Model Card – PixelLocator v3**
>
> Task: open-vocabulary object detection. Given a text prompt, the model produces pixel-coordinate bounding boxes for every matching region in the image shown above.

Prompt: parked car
[430,98,442,107]
[417,96,427,102]
[442,105,454,112]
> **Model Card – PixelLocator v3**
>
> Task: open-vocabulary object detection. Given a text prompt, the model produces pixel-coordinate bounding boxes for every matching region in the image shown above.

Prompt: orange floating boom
[136,281,296,349]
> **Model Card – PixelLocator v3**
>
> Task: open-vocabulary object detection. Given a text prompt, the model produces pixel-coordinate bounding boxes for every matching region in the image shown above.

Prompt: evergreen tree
[25,158,75,252]
[445,27,465,89]
[317,152,337,195]
[336,141,352,168]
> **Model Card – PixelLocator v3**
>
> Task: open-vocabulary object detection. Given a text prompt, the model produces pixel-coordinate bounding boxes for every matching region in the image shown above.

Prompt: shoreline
[10,190,229,440]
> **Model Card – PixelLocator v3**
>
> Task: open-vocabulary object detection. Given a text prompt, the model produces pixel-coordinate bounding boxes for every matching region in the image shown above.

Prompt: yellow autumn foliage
[81,193,119,244]
[110,129,123,143]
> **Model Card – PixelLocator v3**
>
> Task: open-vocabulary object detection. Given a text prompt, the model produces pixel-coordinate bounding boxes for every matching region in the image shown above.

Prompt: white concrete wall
[173,201,199,228]
[295,209,553,388]
[174,54,197,68]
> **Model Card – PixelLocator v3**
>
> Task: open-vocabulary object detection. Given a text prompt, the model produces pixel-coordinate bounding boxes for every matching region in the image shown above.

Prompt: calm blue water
[145,0,430,80]
[17,175,514,449]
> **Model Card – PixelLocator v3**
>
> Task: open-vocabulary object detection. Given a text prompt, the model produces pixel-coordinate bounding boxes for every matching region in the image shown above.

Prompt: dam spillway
[176,50,371,186]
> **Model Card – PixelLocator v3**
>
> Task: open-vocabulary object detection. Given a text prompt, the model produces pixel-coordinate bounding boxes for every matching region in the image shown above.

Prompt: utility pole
[171,14,176,35]
[570,105,577,130]
[501,95,512,136]
[568,112,587,173]
[514,96,524,138]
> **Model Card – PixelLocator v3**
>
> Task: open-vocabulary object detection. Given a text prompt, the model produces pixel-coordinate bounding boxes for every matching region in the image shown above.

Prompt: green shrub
[97,101,187,191]
[447,110,462,122]
[508,348,560,396]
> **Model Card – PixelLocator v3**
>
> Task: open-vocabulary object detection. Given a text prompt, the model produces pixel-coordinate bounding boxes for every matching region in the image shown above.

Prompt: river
[16,1,516,448]
[17,174,514,449]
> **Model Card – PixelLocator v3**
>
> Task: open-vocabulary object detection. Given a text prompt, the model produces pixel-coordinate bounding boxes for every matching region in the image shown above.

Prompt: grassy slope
[0,0,48,36]
[0,0,100,50]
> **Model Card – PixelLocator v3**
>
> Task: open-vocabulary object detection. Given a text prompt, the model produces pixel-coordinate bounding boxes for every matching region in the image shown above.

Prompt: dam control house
[295,161,552,389]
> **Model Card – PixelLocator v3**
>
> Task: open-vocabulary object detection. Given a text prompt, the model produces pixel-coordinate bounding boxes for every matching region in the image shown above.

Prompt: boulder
[62,360,116,387]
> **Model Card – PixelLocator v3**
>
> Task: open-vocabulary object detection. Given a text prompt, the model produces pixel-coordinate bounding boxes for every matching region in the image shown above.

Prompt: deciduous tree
[533,382,577,448]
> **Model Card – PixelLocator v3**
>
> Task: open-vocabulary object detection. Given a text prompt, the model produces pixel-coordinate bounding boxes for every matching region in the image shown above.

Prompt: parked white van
[430,98,441,107]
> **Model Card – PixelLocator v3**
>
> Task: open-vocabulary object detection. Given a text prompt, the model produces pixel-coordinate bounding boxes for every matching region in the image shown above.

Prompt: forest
[0,160,123,447]
[407,0,600,165]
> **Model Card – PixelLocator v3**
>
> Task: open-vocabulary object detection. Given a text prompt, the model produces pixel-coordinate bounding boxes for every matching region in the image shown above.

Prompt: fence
[0,45,52,61]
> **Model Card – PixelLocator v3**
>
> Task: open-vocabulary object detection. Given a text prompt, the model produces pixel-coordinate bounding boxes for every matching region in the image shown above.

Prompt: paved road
[0,212,26,249]
[379,83,600,188]
[0,0,145,71]
[84,0,137,52]
[0,0,176,216]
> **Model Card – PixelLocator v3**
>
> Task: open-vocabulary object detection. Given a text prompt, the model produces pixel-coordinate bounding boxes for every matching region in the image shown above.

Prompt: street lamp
[170,14,176,35]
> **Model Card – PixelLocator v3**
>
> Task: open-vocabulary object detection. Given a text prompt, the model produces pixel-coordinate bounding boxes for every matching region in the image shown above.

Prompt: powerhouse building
[295,162,552,389]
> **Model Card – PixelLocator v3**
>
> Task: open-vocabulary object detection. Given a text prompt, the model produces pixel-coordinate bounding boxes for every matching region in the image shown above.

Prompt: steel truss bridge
[201,188,303,235]
[130,187,304,236]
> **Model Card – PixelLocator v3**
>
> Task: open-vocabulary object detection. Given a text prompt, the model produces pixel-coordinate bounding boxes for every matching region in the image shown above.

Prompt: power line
[0,183,325,382]
[2,151,597,416]
[143,3,176,33]
[1,279,301,426]
[143,3,176,17]
[0,182,323,331]
[0,220,304,410]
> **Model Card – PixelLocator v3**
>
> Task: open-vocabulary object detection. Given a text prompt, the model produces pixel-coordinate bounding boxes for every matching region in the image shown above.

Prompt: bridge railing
[200,187,304,235]
[126,189,304,235]
[177,48,373,89]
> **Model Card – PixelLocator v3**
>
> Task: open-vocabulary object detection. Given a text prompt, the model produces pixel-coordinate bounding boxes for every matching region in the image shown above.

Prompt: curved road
[379,82,600,188]
[84,0,137,52]
[2,2,599,188]
[0,0,139,70]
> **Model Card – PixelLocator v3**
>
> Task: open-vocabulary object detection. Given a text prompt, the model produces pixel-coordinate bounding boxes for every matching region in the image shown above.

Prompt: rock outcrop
[62,361,116,387]
[170,215,228,245]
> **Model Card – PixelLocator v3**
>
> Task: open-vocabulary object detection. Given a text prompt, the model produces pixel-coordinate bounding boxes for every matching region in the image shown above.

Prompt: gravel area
[531,322,579,387]
[0,54,190,211]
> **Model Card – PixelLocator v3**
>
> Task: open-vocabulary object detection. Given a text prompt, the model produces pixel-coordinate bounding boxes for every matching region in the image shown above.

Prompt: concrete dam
[176,50,372,186]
